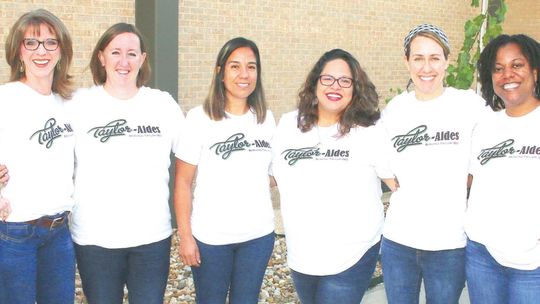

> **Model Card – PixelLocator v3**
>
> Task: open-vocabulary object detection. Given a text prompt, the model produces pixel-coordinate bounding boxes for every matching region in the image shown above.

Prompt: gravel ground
[74,231,382,304]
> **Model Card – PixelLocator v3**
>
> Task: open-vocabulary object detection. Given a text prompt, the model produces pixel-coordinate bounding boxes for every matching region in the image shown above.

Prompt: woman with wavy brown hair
[272,48,395,303]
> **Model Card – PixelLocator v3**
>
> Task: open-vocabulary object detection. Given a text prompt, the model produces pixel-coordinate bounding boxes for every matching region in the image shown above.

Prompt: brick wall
[504,0,540,41]
[178,0,479,118]
[7,1,527,120]
[0,0,134,87]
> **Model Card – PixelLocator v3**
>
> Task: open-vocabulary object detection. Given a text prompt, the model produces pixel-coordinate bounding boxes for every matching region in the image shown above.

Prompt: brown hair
[89,23,150,88]
[297,49,380,136]
[203,37,267,124]
[5,8,74,99]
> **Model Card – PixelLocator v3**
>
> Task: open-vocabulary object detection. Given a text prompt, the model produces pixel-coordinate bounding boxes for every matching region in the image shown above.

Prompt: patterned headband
[403,23,450,54]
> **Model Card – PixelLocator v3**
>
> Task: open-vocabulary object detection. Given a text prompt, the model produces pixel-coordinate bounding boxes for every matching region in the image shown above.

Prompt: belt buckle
[49,215,65,230]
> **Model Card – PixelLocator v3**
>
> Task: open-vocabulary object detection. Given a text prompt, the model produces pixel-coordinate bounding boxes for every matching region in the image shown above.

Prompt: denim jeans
[192,232,275,304]
[0,214,75,304]
[466,239,540,304]
[290,241,380,304]
[74,236,171,304]
[381,237,465,304]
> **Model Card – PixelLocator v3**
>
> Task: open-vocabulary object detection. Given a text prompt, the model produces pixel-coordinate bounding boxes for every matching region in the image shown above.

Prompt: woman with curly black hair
[465,34,540,303]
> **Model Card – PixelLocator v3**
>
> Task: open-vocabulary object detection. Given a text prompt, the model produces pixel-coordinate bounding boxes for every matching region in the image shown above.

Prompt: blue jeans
[466,239,540,304]
[290,241,380,304]
[192,232,275,304]
[0,213,75,304]
[381,237,465,304]
[74,236,171,304]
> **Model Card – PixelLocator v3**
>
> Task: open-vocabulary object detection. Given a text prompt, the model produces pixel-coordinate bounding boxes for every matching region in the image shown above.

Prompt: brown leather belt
[24,212,69,230]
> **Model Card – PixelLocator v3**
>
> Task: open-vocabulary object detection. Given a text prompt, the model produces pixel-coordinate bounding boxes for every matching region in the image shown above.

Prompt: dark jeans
[290,241,380,304]
[381,237,465,304]
[75,236,171,304]
[466,239,540,304]
[192,232,275,304]
[0,214,75,304]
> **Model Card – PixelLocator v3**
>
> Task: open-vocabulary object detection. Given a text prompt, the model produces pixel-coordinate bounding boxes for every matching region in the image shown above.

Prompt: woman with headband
[378,24,489,303]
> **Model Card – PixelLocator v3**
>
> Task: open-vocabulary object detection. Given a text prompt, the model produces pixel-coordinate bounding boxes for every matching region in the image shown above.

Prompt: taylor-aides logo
[281,147,350,165]
[88,119,161,143]
[392,125,459,152]
[29,118,73,148]
[477,139,540,165]
[210,132,271,159]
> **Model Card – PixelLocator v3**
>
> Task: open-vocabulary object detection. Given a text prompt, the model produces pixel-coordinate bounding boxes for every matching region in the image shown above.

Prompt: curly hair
[478,34,540,111]
[297,49,380,136]
[203,37,267,124]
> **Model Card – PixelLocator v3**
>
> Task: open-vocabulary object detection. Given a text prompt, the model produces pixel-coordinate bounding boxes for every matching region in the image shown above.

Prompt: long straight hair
[203,37,267,123]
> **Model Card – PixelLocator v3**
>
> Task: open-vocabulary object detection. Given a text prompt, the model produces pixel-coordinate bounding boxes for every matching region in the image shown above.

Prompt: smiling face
[316,59,353,123]
[222,47,258,104]
[98,32,146,88]
[492,43,539,116]
[19,23,60,85]
[406,35,449,100]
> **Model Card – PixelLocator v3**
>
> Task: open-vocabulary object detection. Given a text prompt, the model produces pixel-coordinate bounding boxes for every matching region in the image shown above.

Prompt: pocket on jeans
[0,222,36,243]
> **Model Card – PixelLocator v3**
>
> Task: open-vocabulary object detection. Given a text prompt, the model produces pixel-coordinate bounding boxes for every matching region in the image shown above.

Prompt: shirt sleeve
[175,109,203,166]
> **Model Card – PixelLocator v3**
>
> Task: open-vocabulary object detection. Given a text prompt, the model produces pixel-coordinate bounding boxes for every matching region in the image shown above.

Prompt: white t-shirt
[68,86,184,248]
[466,107,540,270]
[272,111,393,275]
[175,106,275,245]
[0,81,74,222]
[380,88,488,250]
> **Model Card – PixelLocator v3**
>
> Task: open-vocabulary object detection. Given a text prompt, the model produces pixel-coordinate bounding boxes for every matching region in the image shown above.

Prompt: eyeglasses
[318,75,353,88]
[22,38,59,51]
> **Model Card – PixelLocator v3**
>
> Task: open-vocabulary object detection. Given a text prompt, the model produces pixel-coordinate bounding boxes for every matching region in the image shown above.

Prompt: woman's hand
[179,233,201,267]
[383,176,400,192]
[0,164,9,187]
[0,196,11,221]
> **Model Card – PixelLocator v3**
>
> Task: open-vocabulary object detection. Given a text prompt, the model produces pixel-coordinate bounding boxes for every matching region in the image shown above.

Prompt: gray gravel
[75,233,300,304]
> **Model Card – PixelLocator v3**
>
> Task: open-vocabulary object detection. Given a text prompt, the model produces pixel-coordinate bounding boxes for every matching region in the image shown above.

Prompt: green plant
[445,0,508,89]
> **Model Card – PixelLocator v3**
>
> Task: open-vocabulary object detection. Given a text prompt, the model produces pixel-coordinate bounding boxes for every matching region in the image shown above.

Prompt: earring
[19,61,24,73]
[312,99,318,106]
[535,85,540,98]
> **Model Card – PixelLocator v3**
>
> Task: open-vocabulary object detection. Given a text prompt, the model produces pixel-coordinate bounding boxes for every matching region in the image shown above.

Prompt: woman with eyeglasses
[0,9,76,303]
[271,49,396,303]
[68,23,184,303]
[174,37,275,303]
[378,24,489,303]
[465,34,540,303]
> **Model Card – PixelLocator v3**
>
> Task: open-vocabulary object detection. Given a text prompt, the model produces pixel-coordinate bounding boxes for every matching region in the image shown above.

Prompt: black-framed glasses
[22,38,59,51]
[318,75,353,88]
